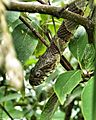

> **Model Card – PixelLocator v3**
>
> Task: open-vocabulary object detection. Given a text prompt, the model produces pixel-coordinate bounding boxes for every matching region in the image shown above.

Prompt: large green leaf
[69,26,88,62]
[81,44,95,71]
[54,70,82,104]
[6,11,20,26]
[12,23,38,64]
[40,93,58,120]
[81,77,94,120]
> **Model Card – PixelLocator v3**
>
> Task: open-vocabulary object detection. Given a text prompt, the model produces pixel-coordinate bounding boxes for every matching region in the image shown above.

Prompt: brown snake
[29,0,88,86]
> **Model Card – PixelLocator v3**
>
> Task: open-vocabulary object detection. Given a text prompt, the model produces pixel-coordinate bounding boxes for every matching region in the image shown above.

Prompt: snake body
[29,0,88,86]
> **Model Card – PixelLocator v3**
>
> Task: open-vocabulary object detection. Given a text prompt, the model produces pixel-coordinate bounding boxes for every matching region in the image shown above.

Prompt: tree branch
[19,15,49,48]
[64,100,74,120]
[7,1,94,30]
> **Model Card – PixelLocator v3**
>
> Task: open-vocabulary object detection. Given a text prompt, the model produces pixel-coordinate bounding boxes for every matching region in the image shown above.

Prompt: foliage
[0,0,96,120]
[54,70,82,104]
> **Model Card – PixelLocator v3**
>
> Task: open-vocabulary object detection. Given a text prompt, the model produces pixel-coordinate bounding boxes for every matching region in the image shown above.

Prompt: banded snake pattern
[29,0,89,86]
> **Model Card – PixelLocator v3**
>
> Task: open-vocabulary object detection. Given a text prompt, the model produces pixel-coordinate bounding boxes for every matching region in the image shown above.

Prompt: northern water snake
[29,0,89,86]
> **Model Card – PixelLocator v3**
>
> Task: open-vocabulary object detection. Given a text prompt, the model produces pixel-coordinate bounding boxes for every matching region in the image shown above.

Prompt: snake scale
[29,0,88,86]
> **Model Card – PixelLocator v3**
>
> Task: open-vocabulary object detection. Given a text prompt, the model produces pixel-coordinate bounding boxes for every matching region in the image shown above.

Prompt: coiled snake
[29,0,88,86]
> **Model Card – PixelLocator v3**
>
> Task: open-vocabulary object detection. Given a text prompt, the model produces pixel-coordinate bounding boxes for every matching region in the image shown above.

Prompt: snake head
[29,42,60,86]
[29,68,46,86]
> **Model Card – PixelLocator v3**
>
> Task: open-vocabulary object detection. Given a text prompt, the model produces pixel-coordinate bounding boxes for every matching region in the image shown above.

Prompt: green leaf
[40,14,49,24]
[24,56,38,66]
[12,23,38,64]
[45,68,61,84]
[54,70,82,104]
[52,109,65,120]
[81,77,94,120]
[11,19,22,30]
[0,87,6,98]
[34,40,46,57]
[2,101,23,119]
[69,26,88,62]
[81,44,95,71]
[40,93,58,120]
[0,93,21,103]
[6,11,20,25]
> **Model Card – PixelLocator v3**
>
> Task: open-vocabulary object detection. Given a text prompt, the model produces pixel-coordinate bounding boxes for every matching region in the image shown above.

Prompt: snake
[29,0,89,86]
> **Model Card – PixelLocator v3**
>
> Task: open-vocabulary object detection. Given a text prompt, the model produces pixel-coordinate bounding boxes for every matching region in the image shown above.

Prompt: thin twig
[64,100,74,120]
[19,15,49,48]
[36,0,46,4]
[0,104,14,120]
[48,0,56,34]
[60,55,74,71]
[39,0,57,36]
[37,0,57,35]
[36,0,53,41]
